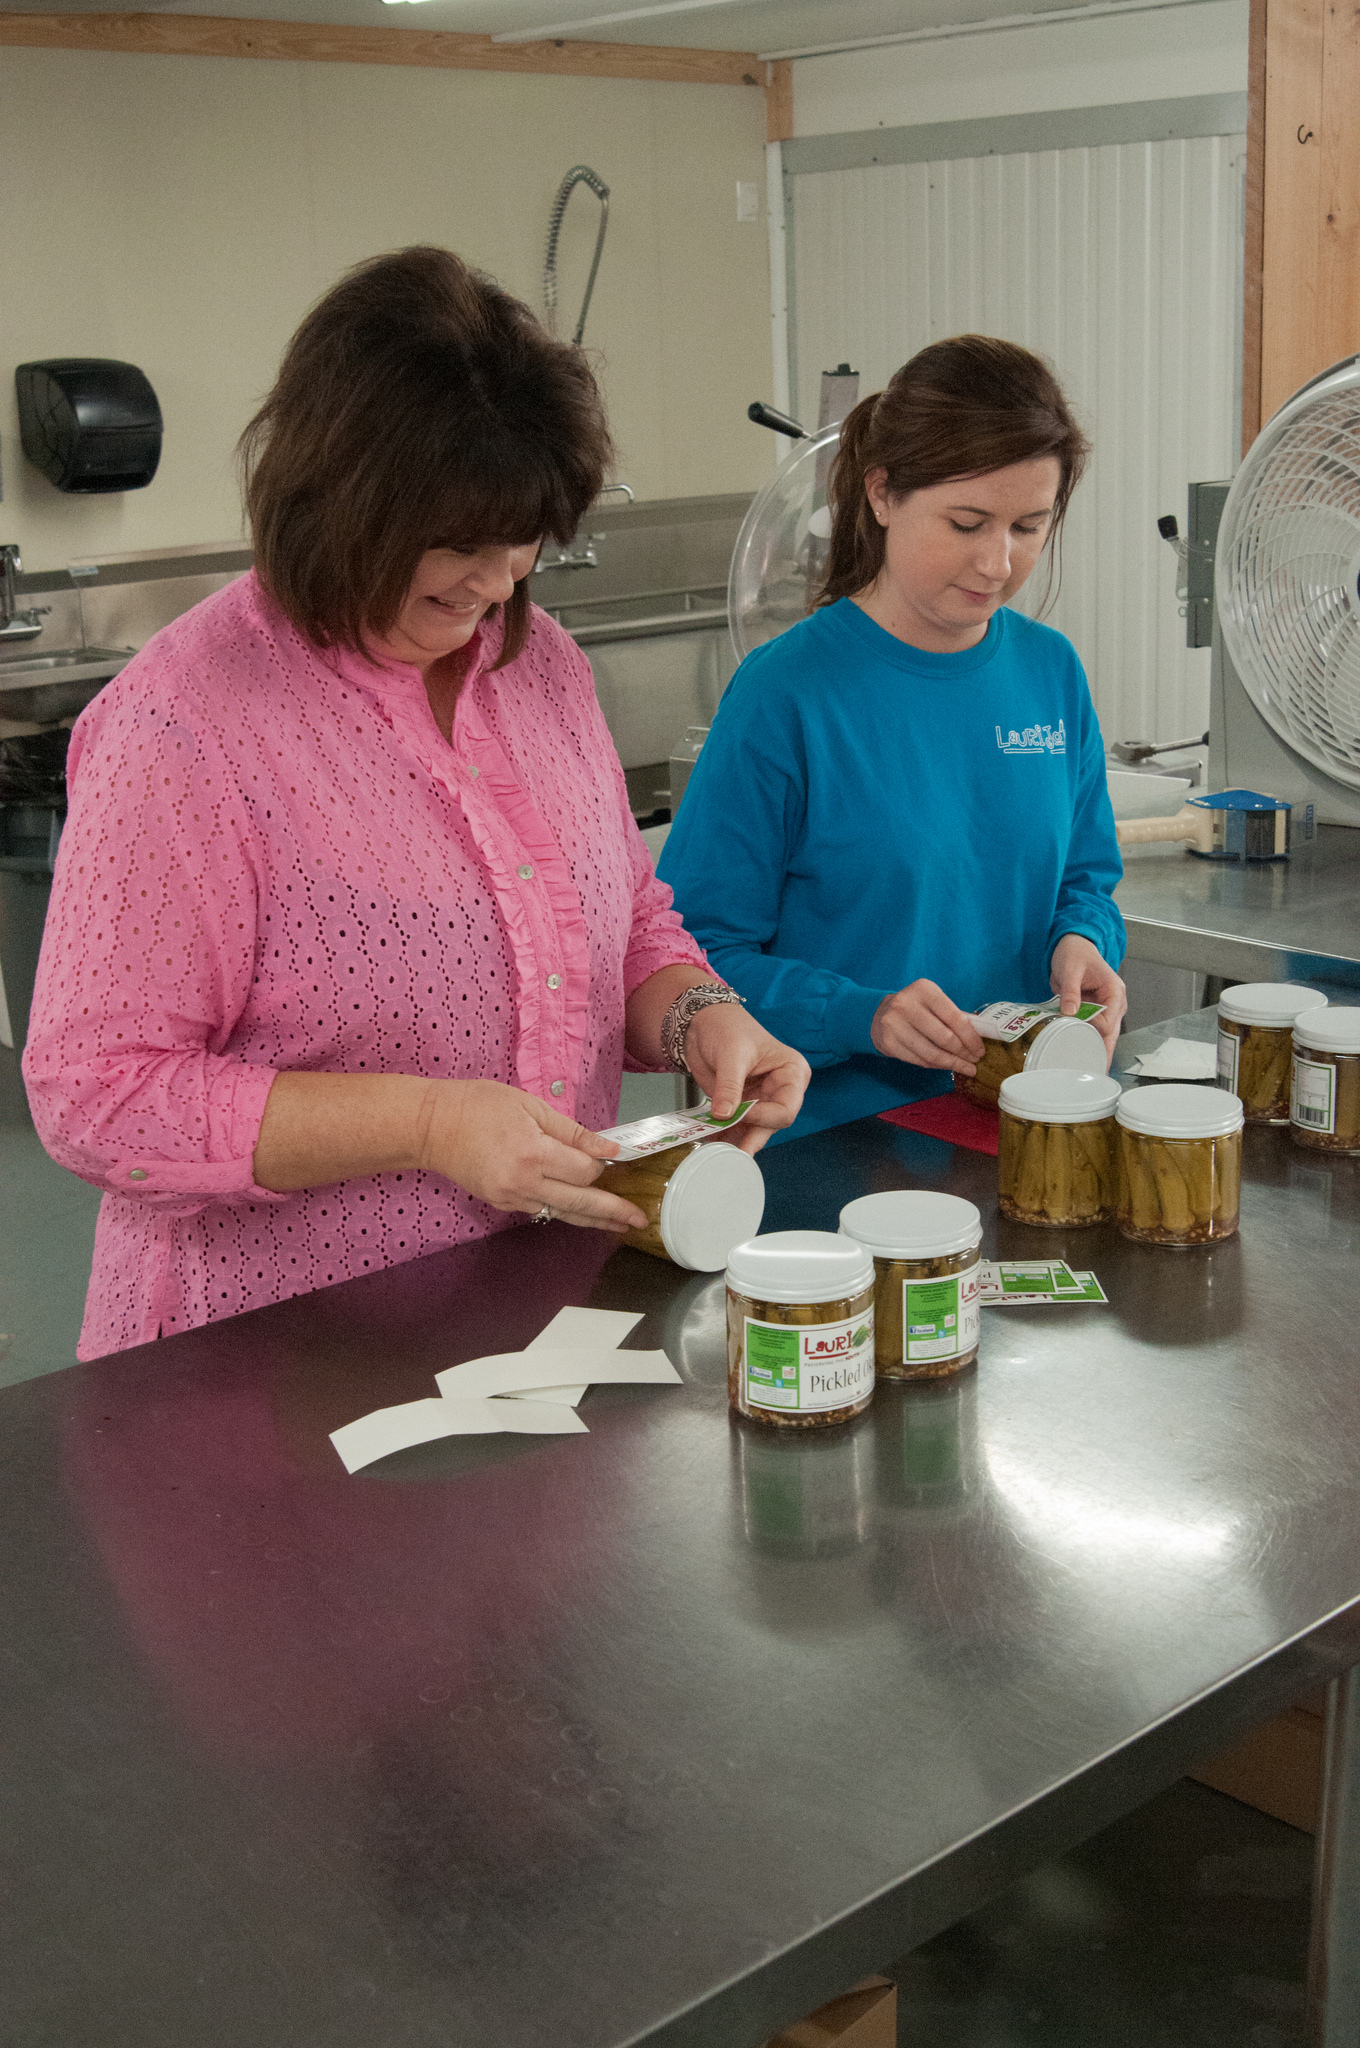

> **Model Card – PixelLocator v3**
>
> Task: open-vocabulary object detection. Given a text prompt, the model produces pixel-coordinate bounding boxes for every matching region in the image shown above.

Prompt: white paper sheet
[1126,1037,1218,1080]
[511,1305,643,1407]
[434,1348,678,1401]
[330,1396,587,1475]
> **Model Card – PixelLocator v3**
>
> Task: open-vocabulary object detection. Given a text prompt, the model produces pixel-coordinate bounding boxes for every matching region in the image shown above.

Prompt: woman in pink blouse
[24,248,808,1358]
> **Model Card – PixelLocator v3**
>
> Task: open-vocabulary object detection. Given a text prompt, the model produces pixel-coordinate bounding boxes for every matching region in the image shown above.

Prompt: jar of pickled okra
[1216,983,1326,1124]
[837,1191,982,1381]
[726,1232,876,1428]
[1291,1008,1360,1155]
[1115,1083,1243,1246]
[955,1012,1108,1110]
[597,1140,765,1270]
[997,1070,1122,1226]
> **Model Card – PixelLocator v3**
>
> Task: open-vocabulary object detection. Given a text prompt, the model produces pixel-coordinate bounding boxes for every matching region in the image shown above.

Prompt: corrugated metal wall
[788,134,1245,745]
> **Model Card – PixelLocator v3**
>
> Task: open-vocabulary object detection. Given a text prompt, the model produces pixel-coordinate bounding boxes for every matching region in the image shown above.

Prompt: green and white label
[744,1312,875,1413]
[1216,1027,1239,1094]
[1292,1054,1336,1133]
[902,1268,981,1363]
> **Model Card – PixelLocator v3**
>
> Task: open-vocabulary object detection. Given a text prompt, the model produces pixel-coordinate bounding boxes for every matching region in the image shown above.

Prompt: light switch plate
[736,180,760,222]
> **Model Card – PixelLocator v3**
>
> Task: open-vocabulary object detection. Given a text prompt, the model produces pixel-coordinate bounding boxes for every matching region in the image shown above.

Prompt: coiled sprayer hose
[544,165,610,347]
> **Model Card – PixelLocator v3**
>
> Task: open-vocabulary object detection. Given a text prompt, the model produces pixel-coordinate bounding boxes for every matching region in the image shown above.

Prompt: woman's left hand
[682,1004,810,1155]
[1050,933,1127,1059]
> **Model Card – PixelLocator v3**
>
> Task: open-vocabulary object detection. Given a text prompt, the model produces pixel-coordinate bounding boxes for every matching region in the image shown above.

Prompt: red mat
[879,1092,1000,1156]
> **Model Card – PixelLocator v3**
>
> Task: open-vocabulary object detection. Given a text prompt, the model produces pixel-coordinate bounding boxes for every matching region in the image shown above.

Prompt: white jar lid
[1116,1081,1244,1138]
[1218,982,1327,1027]
[659,1143,766,1272]
[1294,1006,1360,1054]
[1024,1016,1108,1075]
[838,1190,982,1261]
[998,1070,1122,1125]
[726,1229,874,1306]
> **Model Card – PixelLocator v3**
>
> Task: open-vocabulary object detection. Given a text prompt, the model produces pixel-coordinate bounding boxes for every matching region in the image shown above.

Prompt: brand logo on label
[996,718,1065,757]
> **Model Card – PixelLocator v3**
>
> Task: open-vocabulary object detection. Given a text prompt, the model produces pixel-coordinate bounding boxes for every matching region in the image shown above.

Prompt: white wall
[0,50,771,570]
[791,0,1249,134]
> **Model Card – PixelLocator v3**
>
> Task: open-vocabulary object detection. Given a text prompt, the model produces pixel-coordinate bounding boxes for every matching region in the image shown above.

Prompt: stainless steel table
[3,1109,1360,2048]
[1116,823,1360,988]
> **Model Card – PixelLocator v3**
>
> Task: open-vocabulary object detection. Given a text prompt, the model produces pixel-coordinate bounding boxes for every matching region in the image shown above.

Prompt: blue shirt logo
[996,719,1066,757]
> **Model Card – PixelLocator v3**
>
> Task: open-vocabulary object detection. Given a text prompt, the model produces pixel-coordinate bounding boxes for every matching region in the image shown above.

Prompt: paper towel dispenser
[15,358,162,493]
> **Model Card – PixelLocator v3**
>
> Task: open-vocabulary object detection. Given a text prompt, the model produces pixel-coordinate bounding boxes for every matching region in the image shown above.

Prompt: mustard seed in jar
[1115,1084,1243,1246]
[726,1231,876,1428]
[838,1191,982,1380]
[1216,983,1326,1124]
[997,1071,1121,1226]
[1291,1008,1360,1155]
[596,1140,765,1269]
[955,1011,1108,1110]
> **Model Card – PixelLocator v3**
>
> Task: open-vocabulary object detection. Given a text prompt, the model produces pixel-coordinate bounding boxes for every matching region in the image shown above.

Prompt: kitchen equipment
[1201,355,1360,828]
[543,166,609,347]
[16,359,162,494]
[728,420,842,662]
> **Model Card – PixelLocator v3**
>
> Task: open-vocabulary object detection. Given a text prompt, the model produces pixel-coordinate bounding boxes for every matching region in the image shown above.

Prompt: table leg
[1308,1669,1360,2045]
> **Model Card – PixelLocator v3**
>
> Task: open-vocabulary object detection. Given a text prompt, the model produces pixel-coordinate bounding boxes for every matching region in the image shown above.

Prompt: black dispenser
[15,359,162,493]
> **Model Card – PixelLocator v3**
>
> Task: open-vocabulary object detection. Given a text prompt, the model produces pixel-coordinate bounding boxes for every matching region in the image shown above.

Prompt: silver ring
[533,1204,554,1224]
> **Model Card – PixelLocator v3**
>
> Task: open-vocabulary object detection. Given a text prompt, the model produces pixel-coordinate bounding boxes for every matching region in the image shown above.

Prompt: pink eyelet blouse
[23,572,706,1359]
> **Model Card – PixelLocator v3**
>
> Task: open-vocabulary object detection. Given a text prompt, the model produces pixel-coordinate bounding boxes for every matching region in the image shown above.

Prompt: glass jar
[726,1231,876,1428]
[1115,1083,1243,1245]
[596,1139,764,1269]
[1291,1008,1360,1155]
[838,1190,982,1380]
[955,1011,1108,1110]
[997,1070,1121,1225]
[1216,982,1326,1123]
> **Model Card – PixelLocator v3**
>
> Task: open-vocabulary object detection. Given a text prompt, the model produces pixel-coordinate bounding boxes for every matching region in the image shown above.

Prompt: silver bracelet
[661,982,745,1074]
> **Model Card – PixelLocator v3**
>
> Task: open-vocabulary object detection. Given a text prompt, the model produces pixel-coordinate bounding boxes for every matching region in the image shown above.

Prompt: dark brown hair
[240,246,614,666]
[818,335,1089,613]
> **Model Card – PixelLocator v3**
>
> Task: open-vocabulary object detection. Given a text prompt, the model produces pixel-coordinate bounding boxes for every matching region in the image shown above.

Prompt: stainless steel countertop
[1,1107,1359,2048]
[1117,823,1360,986]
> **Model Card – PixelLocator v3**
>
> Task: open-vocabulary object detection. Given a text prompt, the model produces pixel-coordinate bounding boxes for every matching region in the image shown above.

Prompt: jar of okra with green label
[838,1191,982,1380]
[725,1231,876,1428]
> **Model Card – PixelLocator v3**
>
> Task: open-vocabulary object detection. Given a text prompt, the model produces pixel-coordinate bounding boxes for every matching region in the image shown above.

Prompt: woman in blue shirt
[659,336,1126,1139]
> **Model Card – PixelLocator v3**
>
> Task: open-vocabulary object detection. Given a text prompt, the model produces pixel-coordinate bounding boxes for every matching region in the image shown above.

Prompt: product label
[1216,1027,1239,1094]
[599,1100,755,1162]
[978,1260,1107,1304]
[744,1311,875,1414]
[973,997,1106,1044]
[901,1268,981,1362]
[1292,1055,1336,1134]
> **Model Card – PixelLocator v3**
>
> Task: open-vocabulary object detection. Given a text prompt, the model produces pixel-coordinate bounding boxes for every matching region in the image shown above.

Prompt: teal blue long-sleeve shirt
[657,598,1125,1140]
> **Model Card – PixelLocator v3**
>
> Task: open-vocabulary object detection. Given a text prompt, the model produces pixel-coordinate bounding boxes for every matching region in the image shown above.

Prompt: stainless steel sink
[552,587,728,646]
[0,644,134,722]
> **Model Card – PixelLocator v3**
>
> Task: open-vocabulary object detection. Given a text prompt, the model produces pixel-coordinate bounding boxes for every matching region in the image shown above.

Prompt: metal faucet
[0,546,50,641]
[535,534,605,575]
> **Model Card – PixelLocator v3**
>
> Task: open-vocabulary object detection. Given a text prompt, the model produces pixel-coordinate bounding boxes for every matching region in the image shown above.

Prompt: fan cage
[1216,359,1360,794]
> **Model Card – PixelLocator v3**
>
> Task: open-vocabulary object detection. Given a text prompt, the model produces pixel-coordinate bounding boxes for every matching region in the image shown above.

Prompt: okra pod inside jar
[1291,1008,1360,1155]
[1216,982,1326,1123]
[997,1070,1122,1226]
[838,1191,982,1381]
[726,1231,876,1428]
[1115,1083,1243,1246]
[596,1140,765,1269]
[955,1010,1108,1110]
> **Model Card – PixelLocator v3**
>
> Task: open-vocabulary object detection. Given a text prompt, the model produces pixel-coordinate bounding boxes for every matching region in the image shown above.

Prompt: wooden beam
[0,11,765,89]
[1318,0,1360,382]
[765,56,793,143]
[1241,0,1266,453]
[1260,0,1325,422]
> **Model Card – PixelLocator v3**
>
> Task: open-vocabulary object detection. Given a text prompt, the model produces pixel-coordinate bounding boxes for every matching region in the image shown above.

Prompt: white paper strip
[435,1348,679,1401]
[1126,1036,1218,1080]
[512,1305,643,1407]
[330,1396,587,1475]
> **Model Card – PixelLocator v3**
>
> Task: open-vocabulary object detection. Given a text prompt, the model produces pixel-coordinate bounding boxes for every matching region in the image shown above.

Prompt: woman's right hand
[870,980,987,1075]
[421,1079,649,1233]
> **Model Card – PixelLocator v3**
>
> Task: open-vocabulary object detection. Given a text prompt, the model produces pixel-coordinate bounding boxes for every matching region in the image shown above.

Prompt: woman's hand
[871,981,987,1075]
[1050,933,1126,1058]
[681,1004,810,1154]
[420,1080,649,1231]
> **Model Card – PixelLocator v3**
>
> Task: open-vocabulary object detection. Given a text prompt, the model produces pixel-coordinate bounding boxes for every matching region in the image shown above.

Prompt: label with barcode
[1292,1054,1335,1132]
[1216,1027,1239,1094]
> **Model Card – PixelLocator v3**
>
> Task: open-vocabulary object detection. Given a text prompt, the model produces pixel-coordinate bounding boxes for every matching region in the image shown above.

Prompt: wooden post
[766,58,793,144]
[1251,0,1360,439]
